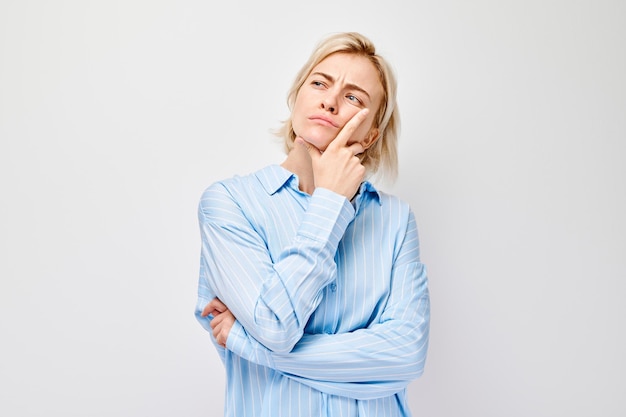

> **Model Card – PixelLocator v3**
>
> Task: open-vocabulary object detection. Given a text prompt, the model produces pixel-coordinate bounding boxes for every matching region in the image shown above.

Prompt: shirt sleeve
[195,183,355,353]
[225,211,431,400]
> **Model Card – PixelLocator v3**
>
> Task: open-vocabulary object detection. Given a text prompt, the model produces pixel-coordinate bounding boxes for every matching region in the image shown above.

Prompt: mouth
[309,115,338,128]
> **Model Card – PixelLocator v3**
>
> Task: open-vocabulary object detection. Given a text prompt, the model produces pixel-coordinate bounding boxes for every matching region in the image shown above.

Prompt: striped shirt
[195,165,430,417]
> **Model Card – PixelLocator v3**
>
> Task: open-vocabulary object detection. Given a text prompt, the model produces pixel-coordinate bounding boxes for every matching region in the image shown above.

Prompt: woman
[195,32,430,416]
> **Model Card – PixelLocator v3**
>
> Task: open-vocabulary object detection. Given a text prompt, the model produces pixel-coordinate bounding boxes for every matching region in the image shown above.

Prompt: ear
[361,127,380,150]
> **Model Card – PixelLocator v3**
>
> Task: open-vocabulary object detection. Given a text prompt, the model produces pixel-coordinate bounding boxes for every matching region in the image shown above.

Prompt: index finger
[327,108,370,150]
[201,297,228,317]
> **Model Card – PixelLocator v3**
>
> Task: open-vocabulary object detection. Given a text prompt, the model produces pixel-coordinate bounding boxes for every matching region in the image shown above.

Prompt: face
[291,53,384,152]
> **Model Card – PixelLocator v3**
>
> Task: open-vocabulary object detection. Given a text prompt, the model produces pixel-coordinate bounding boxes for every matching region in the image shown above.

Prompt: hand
[297,108,369,200]
[201,297,236,348]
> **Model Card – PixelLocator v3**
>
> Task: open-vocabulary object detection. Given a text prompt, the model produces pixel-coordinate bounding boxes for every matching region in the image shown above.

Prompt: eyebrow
[311,71,371,100]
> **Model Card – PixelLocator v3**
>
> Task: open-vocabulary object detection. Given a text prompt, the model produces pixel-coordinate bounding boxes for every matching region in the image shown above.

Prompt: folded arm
[211,212,431,399]
[195,183,355,353]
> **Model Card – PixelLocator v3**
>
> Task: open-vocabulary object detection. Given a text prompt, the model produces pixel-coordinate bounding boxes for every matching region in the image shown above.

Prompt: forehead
[310,53,384,98]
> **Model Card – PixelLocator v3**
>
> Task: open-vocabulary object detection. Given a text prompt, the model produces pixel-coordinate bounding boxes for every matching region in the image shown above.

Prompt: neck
[280,144,315,195]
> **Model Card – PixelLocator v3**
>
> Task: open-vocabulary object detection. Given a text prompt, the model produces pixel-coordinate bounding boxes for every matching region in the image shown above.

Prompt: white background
[1,1,624,416]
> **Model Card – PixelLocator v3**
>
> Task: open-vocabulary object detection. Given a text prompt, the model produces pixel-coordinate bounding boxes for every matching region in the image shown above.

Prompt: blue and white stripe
[196,164,430,416]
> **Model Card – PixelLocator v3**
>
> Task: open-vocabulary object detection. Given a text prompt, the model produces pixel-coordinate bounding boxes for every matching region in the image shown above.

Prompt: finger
[209,313,223,329]
[347,141,365,156]
[328,108,369,149]
[295,136,322,161]
[214,311,229,325]
[201,297,227,317]
[201,302,218,317]
[212,321,227,347]
[211,297,228,312]
[201,304,215,317]
[209,298,227,314]
[215,331,226,348]
[212,325,222,344]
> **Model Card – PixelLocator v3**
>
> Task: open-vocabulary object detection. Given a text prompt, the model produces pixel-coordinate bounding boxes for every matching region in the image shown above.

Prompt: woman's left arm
[212,210,430,400]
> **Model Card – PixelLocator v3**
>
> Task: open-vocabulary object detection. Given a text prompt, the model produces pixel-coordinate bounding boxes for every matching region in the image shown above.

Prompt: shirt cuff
[227,320,275,368]
[298,187,355,250]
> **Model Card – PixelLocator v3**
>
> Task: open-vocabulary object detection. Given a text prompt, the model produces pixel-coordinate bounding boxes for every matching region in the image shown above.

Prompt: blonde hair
[277,32,400,182]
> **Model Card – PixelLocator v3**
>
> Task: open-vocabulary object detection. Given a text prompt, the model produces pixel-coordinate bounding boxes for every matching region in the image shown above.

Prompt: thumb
[295,136,321,161]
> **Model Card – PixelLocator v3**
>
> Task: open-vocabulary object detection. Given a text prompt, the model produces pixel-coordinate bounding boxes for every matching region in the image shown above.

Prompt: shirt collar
[356,180,382,206]
[255,164,382,206]
[255,165,296,195]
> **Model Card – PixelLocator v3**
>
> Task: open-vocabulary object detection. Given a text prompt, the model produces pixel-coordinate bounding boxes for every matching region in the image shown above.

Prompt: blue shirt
[195,165,430,417]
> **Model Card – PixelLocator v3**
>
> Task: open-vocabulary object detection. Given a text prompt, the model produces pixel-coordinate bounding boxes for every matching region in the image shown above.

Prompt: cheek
[291,94,310,123]
[349,119,376,144]
[290,108,304,135]
[292,88,312,112]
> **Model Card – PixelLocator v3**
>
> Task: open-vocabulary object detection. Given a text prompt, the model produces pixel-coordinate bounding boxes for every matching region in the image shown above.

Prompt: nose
[320,94,338,114]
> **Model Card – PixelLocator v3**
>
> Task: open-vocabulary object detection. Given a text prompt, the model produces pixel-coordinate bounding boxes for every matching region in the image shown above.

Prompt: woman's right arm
[195,182,354,353]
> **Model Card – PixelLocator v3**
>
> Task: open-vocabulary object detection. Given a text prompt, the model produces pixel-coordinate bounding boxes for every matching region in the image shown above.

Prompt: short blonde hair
[277,32,400,182]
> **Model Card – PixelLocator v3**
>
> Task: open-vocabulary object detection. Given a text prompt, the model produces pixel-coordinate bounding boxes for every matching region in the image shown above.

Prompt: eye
[346,94,363,105]
[311,80,326,88]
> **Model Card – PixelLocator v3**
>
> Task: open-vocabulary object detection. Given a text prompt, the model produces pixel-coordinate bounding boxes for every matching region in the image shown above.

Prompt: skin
[202,52,385,348]
[203,298,231,348]
[284,52,383,197]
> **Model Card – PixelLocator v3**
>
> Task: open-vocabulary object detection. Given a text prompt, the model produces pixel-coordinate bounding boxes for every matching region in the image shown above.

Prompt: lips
[309,115,338,128]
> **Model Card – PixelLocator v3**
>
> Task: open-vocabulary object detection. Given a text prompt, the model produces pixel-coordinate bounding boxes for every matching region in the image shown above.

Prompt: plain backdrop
[1,1,624,416]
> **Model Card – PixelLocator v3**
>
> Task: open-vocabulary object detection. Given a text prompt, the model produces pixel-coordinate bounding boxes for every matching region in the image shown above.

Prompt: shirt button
[330,283,337,292]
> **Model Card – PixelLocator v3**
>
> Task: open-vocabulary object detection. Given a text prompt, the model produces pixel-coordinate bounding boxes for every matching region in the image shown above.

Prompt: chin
[297,132,332,151]
[305,138,331,152]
